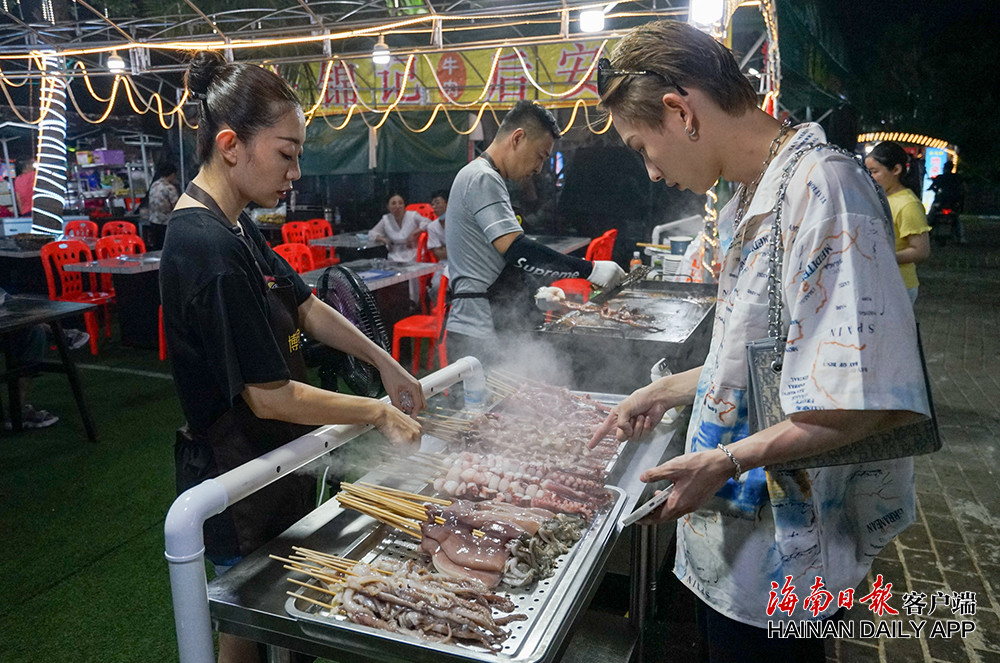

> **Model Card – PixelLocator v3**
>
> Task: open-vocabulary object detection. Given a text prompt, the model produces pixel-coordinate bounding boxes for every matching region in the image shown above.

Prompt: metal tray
[542,289,715,343]
[284,486,627,663]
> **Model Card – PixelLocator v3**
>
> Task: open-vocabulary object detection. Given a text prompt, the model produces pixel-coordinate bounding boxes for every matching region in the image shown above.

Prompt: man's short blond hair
[600,19,758,127]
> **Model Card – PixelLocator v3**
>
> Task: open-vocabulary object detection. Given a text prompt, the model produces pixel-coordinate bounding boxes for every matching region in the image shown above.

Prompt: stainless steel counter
[203,390,685,663]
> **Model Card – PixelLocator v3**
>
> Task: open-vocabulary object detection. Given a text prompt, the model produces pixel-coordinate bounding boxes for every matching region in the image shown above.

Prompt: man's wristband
[717,443,742,481]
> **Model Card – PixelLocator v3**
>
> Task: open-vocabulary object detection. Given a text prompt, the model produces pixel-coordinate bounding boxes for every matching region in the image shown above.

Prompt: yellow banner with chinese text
[301,39,618,115]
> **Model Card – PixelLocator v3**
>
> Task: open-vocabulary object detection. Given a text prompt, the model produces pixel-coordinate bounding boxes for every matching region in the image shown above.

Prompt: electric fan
[316,265,390,398]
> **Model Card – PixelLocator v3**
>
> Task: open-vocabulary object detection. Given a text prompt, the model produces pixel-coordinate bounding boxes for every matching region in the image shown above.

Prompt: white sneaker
[3,404,59,430]
[63,329,91,351]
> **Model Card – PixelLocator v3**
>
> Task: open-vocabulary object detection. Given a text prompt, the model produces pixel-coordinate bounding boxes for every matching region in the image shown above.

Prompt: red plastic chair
[280,221,311,245]
[305,218,339,268]
[550,229,618,302]
[64,219,98,239]
[406,203,437,221]
[100,220,138,237]
[392,274,448,374]
[272,242,315,274]
[39,240,114,355]
[414,231,438,314]
[95,234,146,293]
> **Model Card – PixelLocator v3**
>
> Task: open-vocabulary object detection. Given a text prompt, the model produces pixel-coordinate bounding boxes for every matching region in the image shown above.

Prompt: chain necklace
[733,118,792,232]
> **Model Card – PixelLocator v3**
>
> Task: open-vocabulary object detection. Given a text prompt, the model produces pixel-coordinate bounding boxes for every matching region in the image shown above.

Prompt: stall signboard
[922,147,947,210]
[298,39,616,115]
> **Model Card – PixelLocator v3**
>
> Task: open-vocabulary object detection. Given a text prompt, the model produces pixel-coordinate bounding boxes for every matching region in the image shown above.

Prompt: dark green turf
[0,329,405,661]
[0,335,182,661]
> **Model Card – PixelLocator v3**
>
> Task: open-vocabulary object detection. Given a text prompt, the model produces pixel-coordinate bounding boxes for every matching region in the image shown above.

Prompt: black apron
[447,154,544,333]
[174,183,314,563]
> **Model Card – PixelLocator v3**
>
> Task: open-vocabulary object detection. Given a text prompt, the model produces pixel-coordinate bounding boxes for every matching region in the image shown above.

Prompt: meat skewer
[278,551,527,652]
[333,483,585,589]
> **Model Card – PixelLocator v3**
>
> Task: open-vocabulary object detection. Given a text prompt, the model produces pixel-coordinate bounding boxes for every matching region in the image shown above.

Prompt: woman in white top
[369,192,433,262]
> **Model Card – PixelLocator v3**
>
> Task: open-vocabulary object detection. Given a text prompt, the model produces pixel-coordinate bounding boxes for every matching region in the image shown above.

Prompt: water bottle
[649,358,682,422]
[630,250,642,271]
[334,206,341,224]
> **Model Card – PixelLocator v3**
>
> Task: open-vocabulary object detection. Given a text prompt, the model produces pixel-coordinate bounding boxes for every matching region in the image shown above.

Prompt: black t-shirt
[160,207,313,432]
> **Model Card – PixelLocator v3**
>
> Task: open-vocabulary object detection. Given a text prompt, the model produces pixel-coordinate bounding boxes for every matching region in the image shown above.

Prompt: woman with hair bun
[865,141,932,303]
[161,50,424,663]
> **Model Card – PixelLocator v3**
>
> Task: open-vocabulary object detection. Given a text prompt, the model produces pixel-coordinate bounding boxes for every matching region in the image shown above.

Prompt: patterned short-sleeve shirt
[674,124,929,628]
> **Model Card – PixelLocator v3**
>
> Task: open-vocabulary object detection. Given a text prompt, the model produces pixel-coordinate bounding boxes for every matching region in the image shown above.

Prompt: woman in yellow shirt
[865,141,931,304]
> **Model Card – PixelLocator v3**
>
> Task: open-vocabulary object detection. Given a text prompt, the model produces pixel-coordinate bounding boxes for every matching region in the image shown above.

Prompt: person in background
[13,158,35,216]
[0,286,87,429]
[0,325,58,429]
[865,141,931,304]
[929,159,966,244]
[368,192,433,262]
[426,189,448,261]
[146,161,180,250]
[445,100,625,366]
[162,50,423,663]
[592,20,929,663]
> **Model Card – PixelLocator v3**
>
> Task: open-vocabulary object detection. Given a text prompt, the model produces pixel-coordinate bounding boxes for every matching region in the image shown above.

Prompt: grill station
[536,280,717,394]
[166,358,685,663]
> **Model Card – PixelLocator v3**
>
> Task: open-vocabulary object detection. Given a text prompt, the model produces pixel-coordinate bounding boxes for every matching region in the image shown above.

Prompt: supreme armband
[502,235,593,281]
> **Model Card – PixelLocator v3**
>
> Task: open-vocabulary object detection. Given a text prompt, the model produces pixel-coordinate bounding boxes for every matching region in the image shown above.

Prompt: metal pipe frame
[164,356,485,663]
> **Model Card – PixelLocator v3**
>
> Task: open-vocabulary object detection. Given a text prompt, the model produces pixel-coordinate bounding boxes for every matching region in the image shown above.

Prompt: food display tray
[284,486,627,663]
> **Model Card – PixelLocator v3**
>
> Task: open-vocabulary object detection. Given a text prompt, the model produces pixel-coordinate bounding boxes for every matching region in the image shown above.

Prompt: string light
[857,131,952,150]
[32,52,69,229]
[0,21,656,137]
[510,42,607,98]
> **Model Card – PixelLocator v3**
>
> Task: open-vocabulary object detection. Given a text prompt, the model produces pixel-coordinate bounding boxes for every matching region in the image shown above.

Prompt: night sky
[827,0,1000,181]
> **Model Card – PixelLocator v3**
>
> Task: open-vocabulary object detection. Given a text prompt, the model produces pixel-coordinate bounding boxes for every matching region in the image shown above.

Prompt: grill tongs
[589,264,652,306]
[545,264,657,335]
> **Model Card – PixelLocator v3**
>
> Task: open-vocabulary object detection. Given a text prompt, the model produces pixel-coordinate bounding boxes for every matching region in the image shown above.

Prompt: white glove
[587,261,626,290]
[534,286,567,311]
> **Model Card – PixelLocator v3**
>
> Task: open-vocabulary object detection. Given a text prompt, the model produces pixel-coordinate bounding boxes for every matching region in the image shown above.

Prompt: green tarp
[301,111,469,176]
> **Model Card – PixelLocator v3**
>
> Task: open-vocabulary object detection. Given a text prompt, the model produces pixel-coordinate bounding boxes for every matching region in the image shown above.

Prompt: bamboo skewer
[358,481,453,505]
[288,590,336,611]
[291,547,355,567]
[336,482,485,538]
[336,494,423,538]
[289,577,342,596]
[277,562,344,585]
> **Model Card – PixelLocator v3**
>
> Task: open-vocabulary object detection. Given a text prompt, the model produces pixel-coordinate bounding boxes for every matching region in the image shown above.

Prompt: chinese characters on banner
[301,40,613,114]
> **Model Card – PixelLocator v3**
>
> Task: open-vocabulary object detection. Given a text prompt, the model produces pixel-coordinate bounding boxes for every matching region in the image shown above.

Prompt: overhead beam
[181,0,229,40]
[72,0,138,45]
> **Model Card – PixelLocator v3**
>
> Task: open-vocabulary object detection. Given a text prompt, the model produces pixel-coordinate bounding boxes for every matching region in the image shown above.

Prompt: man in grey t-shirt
[444,101,625,366]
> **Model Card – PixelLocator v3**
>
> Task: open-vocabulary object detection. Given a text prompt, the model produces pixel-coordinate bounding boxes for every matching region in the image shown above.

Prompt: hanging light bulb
[371,37,391,66]
[107,50,126,74]
[579,9,605,33]
[688,0,725,28]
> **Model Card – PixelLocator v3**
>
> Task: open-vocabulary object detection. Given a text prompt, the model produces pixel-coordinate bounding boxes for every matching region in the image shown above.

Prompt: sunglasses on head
[596,57,688,98]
